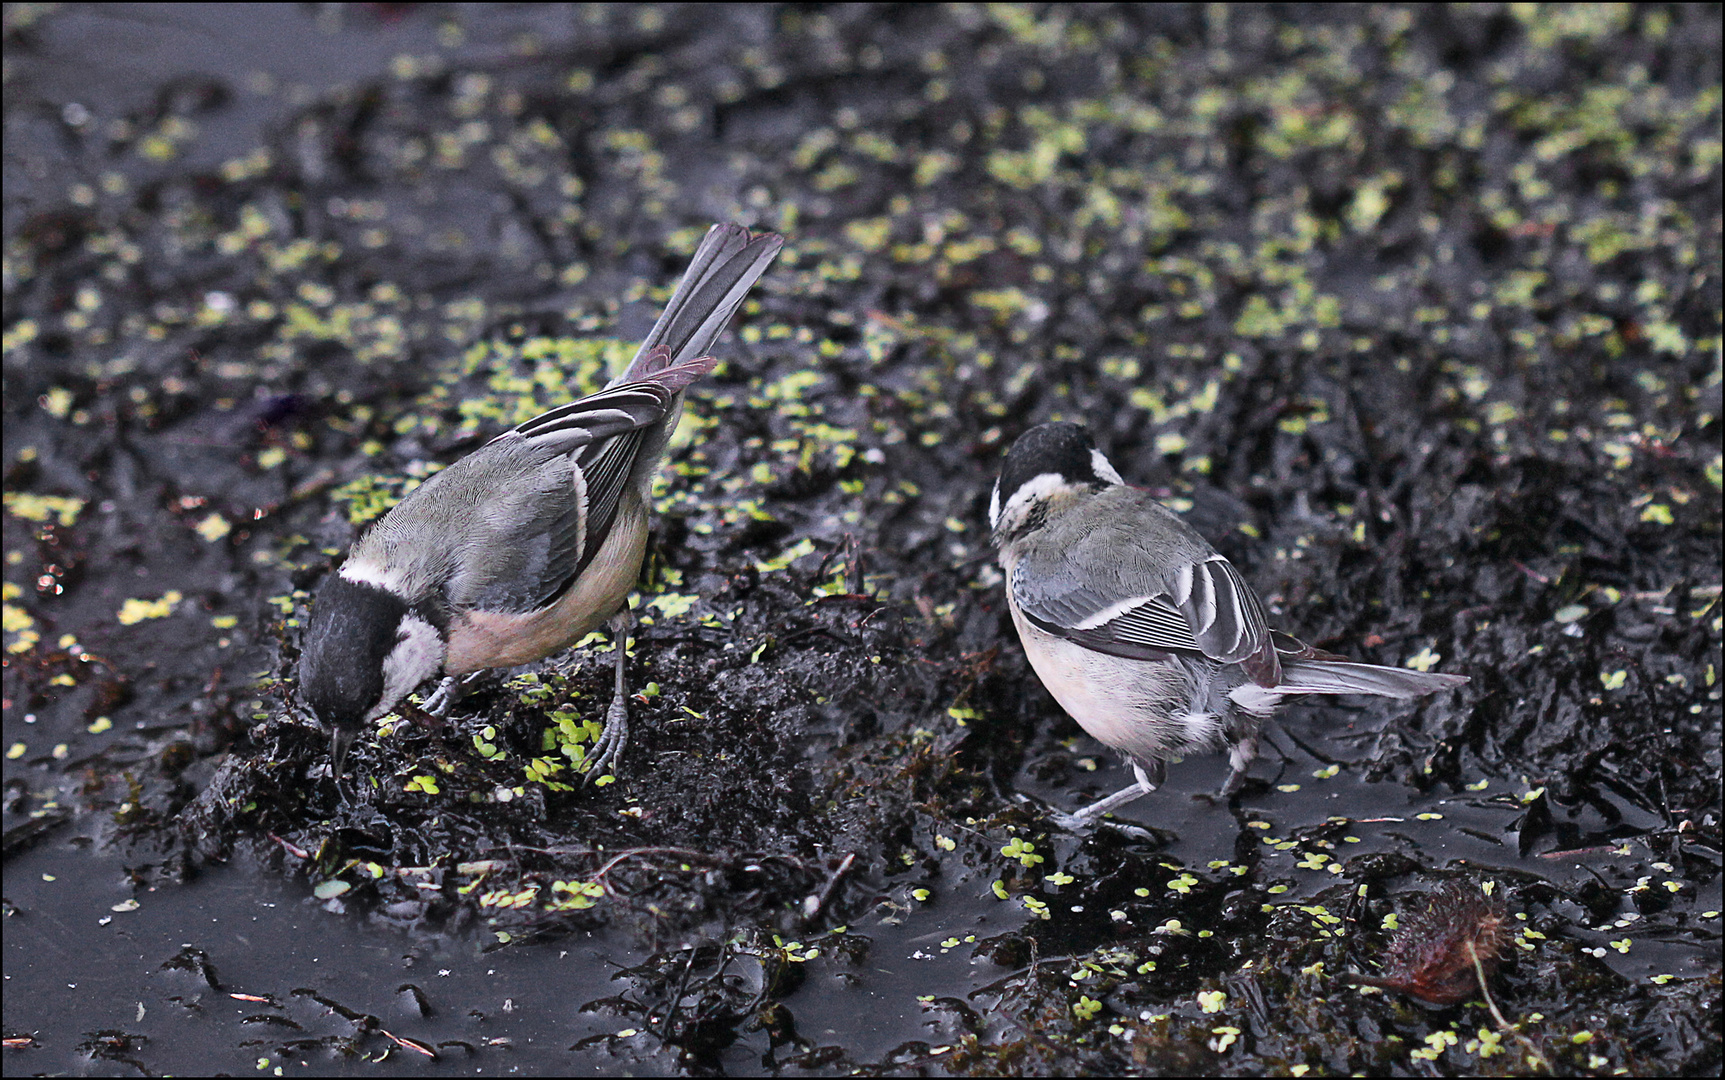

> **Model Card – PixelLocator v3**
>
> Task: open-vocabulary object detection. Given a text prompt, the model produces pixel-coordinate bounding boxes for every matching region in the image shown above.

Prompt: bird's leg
[582,609,633,783]
[1220,731,1260,797]
[1047,760,1161,835]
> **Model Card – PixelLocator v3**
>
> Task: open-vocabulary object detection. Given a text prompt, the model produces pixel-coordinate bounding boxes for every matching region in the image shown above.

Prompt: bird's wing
[1012,544,1281,686]
[450,352,711,613]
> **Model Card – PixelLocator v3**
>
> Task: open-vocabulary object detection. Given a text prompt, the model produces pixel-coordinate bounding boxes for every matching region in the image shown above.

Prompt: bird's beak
[329,726,354,779]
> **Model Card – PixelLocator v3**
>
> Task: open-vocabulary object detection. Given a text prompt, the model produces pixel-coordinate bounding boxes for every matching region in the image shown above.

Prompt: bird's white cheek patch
[1089,447,1124,485]
[995,472,1082,533]
[371,614,445,722]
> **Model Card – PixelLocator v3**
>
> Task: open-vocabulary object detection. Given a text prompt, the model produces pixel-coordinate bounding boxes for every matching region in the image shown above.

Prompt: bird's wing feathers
[1014,543,1281,685]
[1170,554,1277,678]
[1029,592,1202,659]
[451,356,704,613]
[510,349,692,449]
[356,225,779,622]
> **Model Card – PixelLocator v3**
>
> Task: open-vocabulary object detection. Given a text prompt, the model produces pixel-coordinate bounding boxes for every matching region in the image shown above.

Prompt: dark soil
[5,4,1719,1075]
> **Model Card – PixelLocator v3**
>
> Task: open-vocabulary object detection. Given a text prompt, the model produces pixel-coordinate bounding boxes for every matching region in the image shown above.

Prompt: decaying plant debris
[6,4,1719,1074]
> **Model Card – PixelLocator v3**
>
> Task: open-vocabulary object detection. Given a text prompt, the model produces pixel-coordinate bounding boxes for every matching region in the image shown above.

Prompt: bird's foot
[582,695,629,784]
[1032,780,1157,838]
[1043,806,1156,840]
[421,670,497,719]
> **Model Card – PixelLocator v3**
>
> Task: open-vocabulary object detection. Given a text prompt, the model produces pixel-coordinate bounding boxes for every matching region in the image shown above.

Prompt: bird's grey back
[1012,485,1218,626]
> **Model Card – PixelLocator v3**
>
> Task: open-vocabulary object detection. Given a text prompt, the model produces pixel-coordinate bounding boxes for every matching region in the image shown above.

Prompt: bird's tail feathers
[613,224,784,385]
[1278,658,1469,699]
[619,345,718,393]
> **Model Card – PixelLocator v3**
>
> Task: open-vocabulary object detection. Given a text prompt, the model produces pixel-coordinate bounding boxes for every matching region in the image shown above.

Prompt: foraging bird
[299,224,783,779]
[988,422,1468,827]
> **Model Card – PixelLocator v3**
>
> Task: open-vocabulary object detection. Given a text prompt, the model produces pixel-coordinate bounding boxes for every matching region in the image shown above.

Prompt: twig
[800,852,856,924]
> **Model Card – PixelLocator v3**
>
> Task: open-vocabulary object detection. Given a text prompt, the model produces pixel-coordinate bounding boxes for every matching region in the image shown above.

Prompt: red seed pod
[1347,880,1509,1005]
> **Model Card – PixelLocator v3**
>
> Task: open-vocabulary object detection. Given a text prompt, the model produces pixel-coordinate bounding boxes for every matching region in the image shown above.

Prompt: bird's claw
[1045,808,1155,840]
[582,696,629,784]
[424,671,496,718]
[421,677,458,717]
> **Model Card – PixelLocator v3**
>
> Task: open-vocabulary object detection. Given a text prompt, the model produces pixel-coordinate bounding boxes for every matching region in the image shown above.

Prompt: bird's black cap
[997,421,1108,497]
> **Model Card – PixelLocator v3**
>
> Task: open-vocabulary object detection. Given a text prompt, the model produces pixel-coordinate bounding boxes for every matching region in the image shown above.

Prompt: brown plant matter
[1346,880,1510,1006]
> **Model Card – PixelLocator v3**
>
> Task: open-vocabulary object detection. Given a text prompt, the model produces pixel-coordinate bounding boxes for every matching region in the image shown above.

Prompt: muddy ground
[4,4,1720,1076]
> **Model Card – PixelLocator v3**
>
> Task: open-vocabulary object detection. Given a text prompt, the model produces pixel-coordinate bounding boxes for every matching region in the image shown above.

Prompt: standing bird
[299,224,783,779]
[988,422,1468,827]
